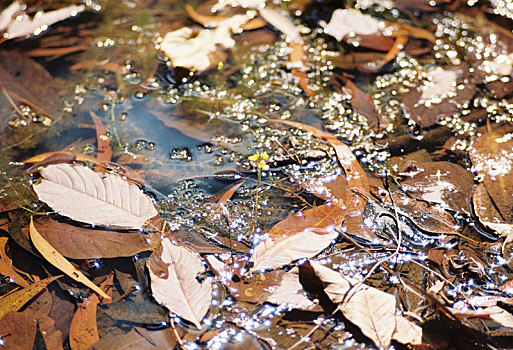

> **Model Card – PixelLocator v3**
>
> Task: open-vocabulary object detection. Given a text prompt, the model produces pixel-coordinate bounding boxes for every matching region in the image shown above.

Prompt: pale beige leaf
[2,2,85,40]
[264,268,320,311]
[29,218,110,299]
[147,239,212,328]
[33,163,158,230]
[392,316,423,346]
[259,8,300,42]
[249,203,343,273]
[310,262,396,349]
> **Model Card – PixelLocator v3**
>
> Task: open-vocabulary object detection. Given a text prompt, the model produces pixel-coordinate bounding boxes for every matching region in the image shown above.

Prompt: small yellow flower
[248,152,270,170]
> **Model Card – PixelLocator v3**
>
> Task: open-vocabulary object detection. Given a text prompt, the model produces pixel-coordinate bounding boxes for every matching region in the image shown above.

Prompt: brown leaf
[29,217,110,299]
[69,275,113,350]
[0,275,60,320]
[0,310,38,350]
[344,80,382,128]
[90,112,112,163]
[28,217,158,259]
[32,163,158,230]
[0,237,29,287]
[147,239,212,328]
[249,203,344,272]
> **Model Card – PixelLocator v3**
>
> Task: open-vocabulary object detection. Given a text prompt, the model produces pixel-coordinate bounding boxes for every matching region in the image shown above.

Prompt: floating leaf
[147,239,212,328]
[32,163,158,230]
[0,310,38,350]
[249,203,343,272]
[29,218,110,299]
[90,111,112,163]
[0,275,60,320]
[29,217,158,259]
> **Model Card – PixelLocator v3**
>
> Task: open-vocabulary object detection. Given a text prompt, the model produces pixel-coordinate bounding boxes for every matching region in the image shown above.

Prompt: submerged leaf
[29,217,158,259]
[29,218,110,299]
[0,275,60,320]
[147,239,212,328]
[32,163,158,230]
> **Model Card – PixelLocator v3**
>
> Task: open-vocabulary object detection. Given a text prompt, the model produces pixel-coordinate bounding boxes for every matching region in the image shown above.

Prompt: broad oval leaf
[309,262,397,349]
[249,203,343,272]
[33,163,158,230]
[147,239,212,328]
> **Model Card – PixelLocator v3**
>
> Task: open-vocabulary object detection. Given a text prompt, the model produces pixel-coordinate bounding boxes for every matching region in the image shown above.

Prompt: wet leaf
[147,238,212,328]
[28,217,158,259]
[32,163,158,230]
[99,296,169,326]
[161,15,249,71]
[69,275,113,350]
[344,80,382,128]
[259,7,300,42]
[305,262,402,348]
[0,310,38,350]
[0,275,60,320]
[90,112,112,163]
[29,217,110,299]
[206,255,319,310]
[400,65,475,128]
[0,2,85,40]
[93,325,177,350]
[249,203,343,272]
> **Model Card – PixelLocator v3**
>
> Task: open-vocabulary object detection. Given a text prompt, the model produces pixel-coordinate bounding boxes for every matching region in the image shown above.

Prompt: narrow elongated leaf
[147,239,212,328]
[29,218,110,299]
[33,163,158,229]
[249,203,344,272]
[0,275,60,320]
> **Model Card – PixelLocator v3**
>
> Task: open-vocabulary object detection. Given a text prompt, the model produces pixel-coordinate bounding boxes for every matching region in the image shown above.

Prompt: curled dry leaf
[29,218,110,299]
[147,238,212,328]
[161,15,248,71]
[32,163,158,230]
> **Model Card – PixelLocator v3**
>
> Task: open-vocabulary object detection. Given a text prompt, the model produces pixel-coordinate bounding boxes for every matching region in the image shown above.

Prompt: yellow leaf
[29,217,110,299]
[0,275,60,320]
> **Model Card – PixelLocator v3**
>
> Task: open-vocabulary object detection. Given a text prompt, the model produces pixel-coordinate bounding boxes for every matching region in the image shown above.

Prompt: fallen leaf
[249,203,343,272]
[32,163,158,230]
[271,119,369,216]
[0,237,29,287]
[161,15,248,71]
[0,275,60,320]
[29,217,110,299]
[259,7,300,42]
[0,310,38,350]
[321,9,384,41]
[69,275,113,350]
[28,217,158,259]
[306,262,398,349]
[90,112,112,163]
[0,2,86,40]
[147,238,212,328]
[37,311,64,350]
[393,315,423,346]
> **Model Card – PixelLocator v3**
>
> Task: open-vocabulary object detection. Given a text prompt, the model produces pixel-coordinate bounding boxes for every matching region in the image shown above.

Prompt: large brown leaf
[33,163,158,230]
[147,239,212,328]
[29,217,158,259]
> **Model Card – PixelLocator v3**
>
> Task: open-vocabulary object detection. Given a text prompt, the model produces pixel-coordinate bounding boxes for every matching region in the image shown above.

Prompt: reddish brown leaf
[90,111,112,163]
[27,217,158,259]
